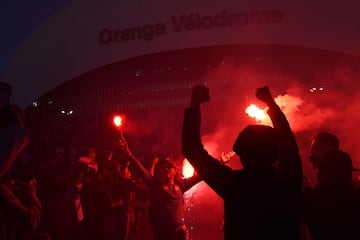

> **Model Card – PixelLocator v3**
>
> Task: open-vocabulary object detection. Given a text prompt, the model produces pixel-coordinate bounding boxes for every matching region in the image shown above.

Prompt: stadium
[2,1,360,239]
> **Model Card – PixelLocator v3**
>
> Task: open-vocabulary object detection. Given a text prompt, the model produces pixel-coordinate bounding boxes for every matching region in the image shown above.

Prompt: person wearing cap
[303,150,360,240]
[182,86,302,240]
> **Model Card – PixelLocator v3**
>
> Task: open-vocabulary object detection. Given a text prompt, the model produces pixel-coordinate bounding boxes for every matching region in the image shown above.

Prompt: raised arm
[149,156,159,177]
[256,87,302,186]
[182,86,232,198]
[181,174,202,192]
[118,133,152,183]
[0,179,41,230]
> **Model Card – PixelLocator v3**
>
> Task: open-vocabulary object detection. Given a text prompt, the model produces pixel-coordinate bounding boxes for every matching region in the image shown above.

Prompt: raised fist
[190,85,210,107]
[255,86,275,105]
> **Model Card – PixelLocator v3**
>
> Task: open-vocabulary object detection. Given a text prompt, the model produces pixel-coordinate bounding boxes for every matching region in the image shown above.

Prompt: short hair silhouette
[233,125,279,169]
[312,132,339,151]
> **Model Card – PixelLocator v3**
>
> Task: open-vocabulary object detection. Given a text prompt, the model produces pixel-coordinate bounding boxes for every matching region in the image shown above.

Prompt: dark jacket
[182,105,302,240]
[304,184,360,240]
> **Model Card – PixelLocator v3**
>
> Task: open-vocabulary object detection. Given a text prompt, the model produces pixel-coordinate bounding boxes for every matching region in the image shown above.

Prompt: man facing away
[304,148,360,240]
[182,86,302,240]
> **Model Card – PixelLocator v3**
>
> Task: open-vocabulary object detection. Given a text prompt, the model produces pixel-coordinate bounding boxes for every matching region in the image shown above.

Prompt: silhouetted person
[0,82,44,239]
[309,132,339,168]
[117,134,201,240]
[110,156,143,240]
[303,150,360,240]
[98,150,113,173]
[0,82,29,179]
[39,172,79,240]
[81,161,118,240]
[79,147,98,176]
[182,86,302,240]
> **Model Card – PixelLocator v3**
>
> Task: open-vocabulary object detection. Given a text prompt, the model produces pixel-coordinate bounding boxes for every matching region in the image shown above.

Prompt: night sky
[0,0,71,79]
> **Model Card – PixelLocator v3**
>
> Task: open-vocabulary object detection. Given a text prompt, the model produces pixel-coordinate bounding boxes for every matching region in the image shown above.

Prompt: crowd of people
[1,81,359,240]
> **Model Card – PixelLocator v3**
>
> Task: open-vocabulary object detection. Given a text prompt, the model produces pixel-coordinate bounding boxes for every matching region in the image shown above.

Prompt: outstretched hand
[151,156,160,165]
[190,85,210,107]
[118,134,131,156]
[255,86,275,106]
[220,151,236,165]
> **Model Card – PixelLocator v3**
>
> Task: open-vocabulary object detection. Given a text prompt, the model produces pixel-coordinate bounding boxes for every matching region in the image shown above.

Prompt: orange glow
[113,115,122,127]
[182,159,195,179]
[245,104,268,122]
[245,93,303,129]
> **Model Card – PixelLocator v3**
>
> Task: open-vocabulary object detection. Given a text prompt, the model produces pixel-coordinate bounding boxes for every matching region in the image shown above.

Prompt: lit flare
[245,104,268,122]
[182,159,195,179]
[113,115,123,127]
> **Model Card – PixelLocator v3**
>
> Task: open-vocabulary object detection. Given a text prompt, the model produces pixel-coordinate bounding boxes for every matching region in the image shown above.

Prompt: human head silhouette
[310,132,339,168]
[233,125,279,171]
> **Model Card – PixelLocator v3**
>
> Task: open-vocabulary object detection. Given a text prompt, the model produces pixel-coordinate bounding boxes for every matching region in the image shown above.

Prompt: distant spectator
[304,150,360,240]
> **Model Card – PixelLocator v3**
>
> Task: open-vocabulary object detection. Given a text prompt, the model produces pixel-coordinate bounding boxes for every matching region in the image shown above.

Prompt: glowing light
[182,159,195,179]
[135,70,142,77]
[309,87,324,93]
[113,115,123,127]
[245,104,267,122]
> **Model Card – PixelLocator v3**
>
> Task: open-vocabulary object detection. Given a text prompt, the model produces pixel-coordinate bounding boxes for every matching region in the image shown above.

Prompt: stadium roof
[2,0,360,107]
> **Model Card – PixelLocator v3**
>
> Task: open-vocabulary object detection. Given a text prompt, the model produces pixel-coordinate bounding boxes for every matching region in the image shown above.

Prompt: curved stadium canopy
[2,0,360,107]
